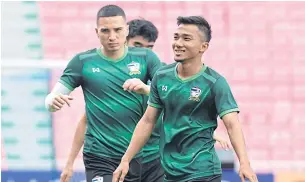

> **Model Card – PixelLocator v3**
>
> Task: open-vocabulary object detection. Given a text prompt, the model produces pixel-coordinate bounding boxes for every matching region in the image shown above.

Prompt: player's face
[95,16,129,52]
[127,36,155,49]
[172,24,208,62]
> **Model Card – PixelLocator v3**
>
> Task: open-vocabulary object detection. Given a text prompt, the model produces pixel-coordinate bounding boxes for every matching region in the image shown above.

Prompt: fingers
[51,95,73,111]
[249,175,258,182]
[225,142,230,150]
[113,167,128,182]
[65,175,72,182]
[123,80,131,91]
[239,173,245,182]
[55,96,66,105]
[59,95,73,107]
[60,173,66,182]
[223,142,230,151]
[240,172,258,182]
[112,168,122,182]
[52,95,73,110]
[61,172,72,182]
[123,79,143,92]
[127,84,138,92]
[123,79,137,90]
[133,84,143,92]
[52,100,62,110]
[220,142,225,150]
[119,170,128,182]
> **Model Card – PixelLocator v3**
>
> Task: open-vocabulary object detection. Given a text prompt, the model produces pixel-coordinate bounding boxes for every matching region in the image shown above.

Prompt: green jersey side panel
[148,63,239,181]
[59,47,162,159]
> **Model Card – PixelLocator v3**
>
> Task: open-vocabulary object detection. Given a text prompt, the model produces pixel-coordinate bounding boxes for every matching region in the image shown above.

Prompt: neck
[177,57,203,79]
[101,46,125,60]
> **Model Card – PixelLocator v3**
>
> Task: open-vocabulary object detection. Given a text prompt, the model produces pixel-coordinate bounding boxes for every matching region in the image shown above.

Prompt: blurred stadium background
[1,1,305,182]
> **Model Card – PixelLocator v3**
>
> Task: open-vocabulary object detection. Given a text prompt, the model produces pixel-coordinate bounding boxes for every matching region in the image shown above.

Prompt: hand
[123,78,149,95]
[60,164,73,182]
[112,160,130,182]
[50,94,73,111]
[239,163,258,182]
[217,138,230,151]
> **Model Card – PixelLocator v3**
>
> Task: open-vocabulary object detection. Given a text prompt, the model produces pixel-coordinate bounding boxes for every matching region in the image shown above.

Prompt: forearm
[66,115,86,165]
[45,82,72,112]
[122,117,155,162]
[226,122,250,165]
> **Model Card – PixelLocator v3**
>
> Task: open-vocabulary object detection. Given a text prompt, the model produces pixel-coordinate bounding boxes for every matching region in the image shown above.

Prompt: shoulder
[201,66,226,84]
[75,48,99,61]
[203,66,232,94]
[127,47,161,60]
[127,47,149,57]
[155,62,177,77]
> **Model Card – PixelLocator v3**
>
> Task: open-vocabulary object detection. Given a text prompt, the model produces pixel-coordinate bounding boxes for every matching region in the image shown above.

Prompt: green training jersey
[142,62,167,164]
[59,46,162,159]
[148,63,239,182]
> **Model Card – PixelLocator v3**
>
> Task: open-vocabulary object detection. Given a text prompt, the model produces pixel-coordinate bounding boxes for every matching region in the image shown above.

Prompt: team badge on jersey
[127,61,141,75]
[92,176,103,182]
[189,87,202,102]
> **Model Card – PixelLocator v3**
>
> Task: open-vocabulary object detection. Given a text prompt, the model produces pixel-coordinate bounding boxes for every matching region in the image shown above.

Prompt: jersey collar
[96,46,128,63]
[174,63,207,83]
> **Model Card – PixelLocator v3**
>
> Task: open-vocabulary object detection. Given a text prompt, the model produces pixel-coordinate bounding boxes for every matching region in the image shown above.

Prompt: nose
[109,31,117,41]
[174,38,183,48]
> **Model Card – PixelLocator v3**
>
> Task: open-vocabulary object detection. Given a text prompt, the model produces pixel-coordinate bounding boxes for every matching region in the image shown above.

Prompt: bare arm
[66,113,87,166]
[222,112,249,165]
[60,113,87,182]
[222,112,258,182]
[121,106,161,162]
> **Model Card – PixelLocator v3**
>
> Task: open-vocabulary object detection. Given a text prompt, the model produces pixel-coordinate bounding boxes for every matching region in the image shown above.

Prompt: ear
[95,28,99,38]
[126,24,129,37]
[199,42,209,53]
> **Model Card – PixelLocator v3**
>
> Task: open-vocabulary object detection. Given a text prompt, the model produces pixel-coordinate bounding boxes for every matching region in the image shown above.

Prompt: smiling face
[172,24,209,62]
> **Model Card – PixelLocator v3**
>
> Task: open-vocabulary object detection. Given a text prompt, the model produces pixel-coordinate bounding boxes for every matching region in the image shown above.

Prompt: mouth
[108,43,119,47]
[174,49,185,55]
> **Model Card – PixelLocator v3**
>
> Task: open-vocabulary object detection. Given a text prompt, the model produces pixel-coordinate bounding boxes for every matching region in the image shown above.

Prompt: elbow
[226,120,242,136]
[141,115,156,131]
[226,126,234,136]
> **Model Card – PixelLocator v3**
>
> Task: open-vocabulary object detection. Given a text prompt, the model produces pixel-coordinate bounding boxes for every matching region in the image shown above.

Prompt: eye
[115,28,123,32]
[100,29,109,33]
[133,43,143,48]
[184,38,191,41]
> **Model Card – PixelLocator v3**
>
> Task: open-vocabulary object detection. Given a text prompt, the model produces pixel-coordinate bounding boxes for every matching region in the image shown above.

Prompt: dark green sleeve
[146,49,162,80]
[213,77,240,118]
[148,74,163,109]
[59,55,83,90]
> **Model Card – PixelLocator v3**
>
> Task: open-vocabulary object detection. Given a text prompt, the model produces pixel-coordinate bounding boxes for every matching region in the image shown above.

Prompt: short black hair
[177,16,212,42]
[97,5,126,22]
[127,19,159,42]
